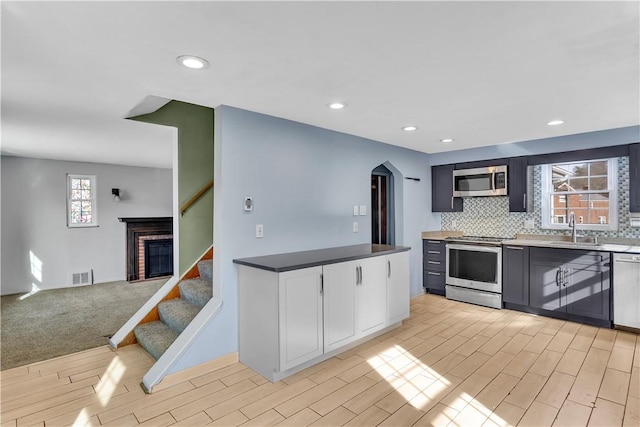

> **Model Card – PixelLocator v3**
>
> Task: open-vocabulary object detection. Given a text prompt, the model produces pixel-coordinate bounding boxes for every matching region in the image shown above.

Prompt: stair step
[158,299,201,333]
[179,278,212,308]
[198,259,213,281]
[134,321,179,360]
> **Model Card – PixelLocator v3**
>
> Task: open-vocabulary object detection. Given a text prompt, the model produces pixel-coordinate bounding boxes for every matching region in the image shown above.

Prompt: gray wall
[1,156,172,295]
[168,106,436,371]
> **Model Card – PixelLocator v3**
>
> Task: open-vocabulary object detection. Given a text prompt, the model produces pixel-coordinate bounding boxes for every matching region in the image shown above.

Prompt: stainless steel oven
[445,237,503,309]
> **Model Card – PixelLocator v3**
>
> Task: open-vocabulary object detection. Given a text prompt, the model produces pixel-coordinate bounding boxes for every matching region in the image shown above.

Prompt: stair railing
[180,180,213,217]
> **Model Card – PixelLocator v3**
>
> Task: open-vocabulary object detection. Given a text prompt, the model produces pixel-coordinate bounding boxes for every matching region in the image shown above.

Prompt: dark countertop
[233,244,411,272]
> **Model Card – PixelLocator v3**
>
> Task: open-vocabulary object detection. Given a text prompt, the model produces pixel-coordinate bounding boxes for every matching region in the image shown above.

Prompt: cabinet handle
[427,260,441,265]
[451,196,454,210]
[427,241,440,244]
[562,268,568,287]
[427,250,441,254]
[505,246,524,250]
[320,273,324,295]
[555,268,561,287]
[355,266,360,285]
[388,260,391,278]
[427,271,441,276]
[523,193,527,210]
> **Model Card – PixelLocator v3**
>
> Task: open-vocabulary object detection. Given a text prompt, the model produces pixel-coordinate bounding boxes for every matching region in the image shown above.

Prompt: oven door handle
[446,243,502,254]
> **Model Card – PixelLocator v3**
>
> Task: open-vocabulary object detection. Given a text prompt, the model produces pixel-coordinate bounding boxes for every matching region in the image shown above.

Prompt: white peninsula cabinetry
[235,244,410,382]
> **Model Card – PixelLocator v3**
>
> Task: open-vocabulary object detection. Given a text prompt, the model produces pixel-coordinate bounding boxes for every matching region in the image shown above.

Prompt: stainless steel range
[445,236,510,309]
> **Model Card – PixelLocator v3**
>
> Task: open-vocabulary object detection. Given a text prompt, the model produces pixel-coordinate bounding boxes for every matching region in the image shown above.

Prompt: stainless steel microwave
[453,165,508,197]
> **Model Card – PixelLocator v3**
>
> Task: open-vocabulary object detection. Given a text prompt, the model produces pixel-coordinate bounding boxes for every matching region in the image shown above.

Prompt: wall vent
[72,272,90,285]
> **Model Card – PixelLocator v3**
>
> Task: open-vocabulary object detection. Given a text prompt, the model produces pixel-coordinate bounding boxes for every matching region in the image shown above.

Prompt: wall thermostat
[244,196,253,211]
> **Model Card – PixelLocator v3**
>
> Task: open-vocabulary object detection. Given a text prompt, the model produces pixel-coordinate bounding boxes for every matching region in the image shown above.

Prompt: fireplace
[119,217,173,282]
[144,238,173,279]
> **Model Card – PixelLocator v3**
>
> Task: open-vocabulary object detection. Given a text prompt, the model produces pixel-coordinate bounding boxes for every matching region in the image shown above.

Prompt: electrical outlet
[524,219,535,229]
[256,224,264,238]
[353,221,359,232]
[452,220,458,229]
[353,205,359,216]
[359,205,367,216]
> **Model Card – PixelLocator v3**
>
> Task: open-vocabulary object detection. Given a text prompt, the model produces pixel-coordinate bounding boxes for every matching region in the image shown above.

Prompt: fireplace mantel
[119,217,172,223]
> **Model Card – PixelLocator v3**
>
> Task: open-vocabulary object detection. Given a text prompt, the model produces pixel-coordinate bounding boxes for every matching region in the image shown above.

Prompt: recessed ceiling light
[402,126,418,132]
[176,55,210,70]
[441,138,454,143]
[328,102,347,110]
[547,120,564,126]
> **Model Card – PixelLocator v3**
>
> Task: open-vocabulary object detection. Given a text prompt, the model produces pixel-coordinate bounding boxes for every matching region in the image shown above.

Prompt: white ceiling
[2,1,639,169]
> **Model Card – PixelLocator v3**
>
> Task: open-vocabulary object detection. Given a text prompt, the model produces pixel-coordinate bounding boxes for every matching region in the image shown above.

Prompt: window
[541,158,618,230]
[67,174,98,227]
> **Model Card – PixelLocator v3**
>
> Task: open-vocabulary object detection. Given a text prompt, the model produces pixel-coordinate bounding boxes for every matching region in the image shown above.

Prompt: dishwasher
[613,253,640,329]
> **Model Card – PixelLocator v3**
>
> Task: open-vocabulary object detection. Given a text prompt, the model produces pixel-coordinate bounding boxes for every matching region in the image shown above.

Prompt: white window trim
[541,158,618,231]
[67,174,99,228]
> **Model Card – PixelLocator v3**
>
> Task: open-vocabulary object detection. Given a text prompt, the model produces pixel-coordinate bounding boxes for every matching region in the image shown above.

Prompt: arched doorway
[371,164,395,245]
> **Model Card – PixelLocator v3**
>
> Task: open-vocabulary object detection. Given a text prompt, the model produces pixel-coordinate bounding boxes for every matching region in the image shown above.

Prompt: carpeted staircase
[134,259,213,360]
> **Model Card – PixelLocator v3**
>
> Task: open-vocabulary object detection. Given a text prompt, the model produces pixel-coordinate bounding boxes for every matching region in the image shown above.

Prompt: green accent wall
[131,101,214,274]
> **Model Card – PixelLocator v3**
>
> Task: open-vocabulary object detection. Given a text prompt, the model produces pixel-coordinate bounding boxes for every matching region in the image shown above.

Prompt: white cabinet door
[387,252,410,324]
[323,261,357,352]
[356,256,387,336]
[278,267,323,371]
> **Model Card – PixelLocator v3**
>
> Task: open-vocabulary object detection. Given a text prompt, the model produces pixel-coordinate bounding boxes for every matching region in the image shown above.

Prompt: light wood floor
[1,294,638,427]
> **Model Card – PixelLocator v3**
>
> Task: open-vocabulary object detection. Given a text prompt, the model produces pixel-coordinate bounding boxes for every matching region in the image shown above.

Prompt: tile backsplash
[441,156,640,239]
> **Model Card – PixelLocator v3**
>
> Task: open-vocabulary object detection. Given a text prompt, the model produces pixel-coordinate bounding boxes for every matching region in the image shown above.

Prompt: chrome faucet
[568,211,580,243]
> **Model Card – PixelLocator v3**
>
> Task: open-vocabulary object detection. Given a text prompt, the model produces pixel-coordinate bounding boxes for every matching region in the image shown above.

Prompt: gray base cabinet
[529,247,610,323]
[423,240,446,295]
[502,245,529,305]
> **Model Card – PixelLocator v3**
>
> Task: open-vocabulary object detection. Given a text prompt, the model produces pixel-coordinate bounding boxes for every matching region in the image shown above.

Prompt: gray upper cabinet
[529,247,610,324]
[630,143,640,212]
[431,165,462,212]
[508,157,530,212]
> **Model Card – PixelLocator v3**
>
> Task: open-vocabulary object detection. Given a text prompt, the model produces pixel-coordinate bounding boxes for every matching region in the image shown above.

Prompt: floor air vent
[72,272,90,285]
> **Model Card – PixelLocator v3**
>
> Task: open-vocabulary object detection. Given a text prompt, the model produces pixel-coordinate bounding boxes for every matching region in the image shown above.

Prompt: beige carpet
[0,278,167,370]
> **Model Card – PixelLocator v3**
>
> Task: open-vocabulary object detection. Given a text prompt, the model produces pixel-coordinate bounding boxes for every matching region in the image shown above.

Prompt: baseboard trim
[149,351,238,393]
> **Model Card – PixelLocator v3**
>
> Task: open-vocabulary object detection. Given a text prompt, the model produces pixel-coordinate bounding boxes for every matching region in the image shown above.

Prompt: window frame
[540,158,618,231]
[66,174,98,228]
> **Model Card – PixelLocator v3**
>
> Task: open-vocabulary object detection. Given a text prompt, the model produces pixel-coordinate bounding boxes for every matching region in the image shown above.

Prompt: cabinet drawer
[530,247,610,266]
[424,259,445,272]
[423,240,446,261]
[424,269,446,290]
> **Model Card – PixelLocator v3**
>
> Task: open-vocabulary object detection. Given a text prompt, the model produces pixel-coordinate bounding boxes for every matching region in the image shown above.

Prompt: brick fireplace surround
[118,217,173,282]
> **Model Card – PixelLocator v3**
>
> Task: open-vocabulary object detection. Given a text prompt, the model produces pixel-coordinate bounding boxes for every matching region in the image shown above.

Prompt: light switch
[353,205,359,216]
[256,224,264,238]
[353,222,359,232]
[359,205,367,216]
